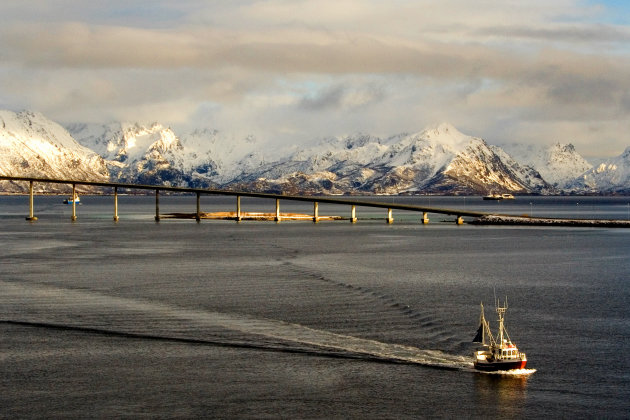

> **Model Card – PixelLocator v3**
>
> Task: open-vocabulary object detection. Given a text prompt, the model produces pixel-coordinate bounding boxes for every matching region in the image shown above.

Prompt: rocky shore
[471,214,630,228]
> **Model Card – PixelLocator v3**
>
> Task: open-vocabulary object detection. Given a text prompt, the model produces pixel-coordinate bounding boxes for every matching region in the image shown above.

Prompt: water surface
[1,195,629,418]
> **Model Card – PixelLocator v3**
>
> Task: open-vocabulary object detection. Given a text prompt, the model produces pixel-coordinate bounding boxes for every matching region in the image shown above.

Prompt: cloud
[477,23,630,44]
[0,0,629,158]
[299,83,385,111]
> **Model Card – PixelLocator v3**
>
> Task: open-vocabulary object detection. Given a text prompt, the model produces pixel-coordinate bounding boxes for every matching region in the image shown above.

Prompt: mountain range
[1,109,629,195]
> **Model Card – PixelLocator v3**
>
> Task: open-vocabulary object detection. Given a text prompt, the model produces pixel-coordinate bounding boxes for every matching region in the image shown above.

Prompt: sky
[1,0,629,159]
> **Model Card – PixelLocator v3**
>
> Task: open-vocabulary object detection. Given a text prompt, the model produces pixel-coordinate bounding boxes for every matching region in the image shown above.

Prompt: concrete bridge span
[0,175,490,224]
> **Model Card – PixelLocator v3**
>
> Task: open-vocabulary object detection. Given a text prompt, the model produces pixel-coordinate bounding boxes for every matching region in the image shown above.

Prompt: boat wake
[1,280,472,371]
[489,368,537,376]
[462,367,536,376]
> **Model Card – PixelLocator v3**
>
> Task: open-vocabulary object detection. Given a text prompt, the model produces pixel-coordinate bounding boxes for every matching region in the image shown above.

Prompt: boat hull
[474,359,527,371]
[482,194,514,200]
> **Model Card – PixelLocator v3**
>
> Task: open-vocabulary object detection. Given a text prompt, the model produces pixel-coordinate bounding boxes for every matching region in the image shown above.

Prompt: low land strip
[164,211,342,221]
[471,215,630,228]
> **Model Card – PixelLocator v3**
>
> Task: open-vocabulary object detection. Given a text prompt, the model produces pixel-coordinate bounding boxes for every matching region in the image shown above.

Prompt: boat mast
[496,297,507,348]
[474,302,496,347]
[479,302,486,345]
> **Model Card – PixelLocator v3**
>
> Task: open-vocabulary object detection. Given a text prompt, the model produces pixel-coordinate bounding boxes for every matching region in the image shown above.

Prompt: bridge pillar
[113,187,119,222]
[71,183,77,221]
[275,199,281,222]
[456,215,464,225]
[350,205,357,223]
[155,190,160,222]
[386,208,393,224]
[313,202,319,223]
[196,192,201,222]
[422,212,429,224]
[25,180,37,221]
[236,195,242,221]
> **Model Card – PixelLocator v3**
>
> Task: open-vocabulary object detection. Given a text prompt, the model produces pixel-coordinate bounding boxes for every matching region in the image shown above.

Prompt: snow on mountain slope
[503,143,592,189]
[68,122,194,186]
[68,123,267,187]
[177,129,266,184]
[489,146,550,192]
[436,139,547,194]
[68,122,182,163]
[229,123,551,194]
[4,109,625,195]
[575,147,630,193]
[0,110,108,192]
[412,125,550,194]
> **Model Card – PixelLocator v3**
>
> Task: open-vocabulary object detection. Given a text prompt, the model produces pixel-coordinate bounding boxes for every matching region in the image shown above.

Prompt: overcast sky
[1,1,629,158]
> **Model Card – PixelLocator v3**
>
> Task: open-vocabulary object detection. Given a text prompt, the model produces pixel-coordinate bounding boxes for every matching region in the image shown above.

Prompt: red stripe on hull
[474,360,527,371]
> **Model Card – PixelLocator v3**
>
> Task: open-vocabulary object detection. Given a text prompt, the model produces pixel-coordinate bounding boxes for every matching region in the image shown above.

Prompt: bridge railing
[0,175,487,224]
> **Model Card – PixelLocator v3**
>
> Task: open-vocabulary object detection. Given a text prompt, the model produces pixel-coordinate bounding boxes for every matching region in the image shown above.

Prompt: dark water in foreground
[1,195,629,418]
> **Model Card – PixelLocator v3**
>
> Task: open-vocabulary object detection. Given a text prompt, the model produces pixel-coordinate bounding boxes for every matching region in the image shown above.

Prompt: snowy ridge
[503,143,593,189]
[2,109,630,194]
[178,129,265,184]
[228,123,552,194]
[68,122,269,187]
[574,147,630,193]
[0,110,108,192]
[71,122,205,186]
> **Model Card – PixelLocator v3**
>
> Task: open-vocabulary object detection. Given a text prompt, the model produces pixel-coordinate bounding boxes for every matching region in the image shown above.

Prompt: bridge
[0,175,491,224]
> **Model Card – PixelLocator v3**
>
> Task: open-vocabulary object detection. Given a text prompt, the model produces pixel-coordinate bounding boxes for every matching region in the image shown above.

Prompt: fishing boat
[472,298,527,371]
[63,194,80,204]
[482,193,515,200]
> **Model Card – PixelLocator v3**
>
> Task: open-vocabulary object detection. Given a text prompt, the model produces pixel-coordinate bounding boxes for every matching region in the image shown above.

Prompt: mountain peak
[551,143,576,153]
[4,108,630,194]
[416,122,480,152]
[422,122,461,136]
[0,109,109,188]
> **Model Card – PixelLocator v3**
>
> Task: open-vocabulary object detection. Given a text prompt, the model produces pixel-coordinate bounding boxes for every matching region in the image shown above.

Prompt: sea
[1,194,629,418]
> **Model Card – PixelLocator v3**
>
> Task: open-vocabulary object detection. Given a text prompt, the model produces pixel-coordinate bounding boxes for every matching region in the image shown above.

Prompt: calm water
[1,195,629,418]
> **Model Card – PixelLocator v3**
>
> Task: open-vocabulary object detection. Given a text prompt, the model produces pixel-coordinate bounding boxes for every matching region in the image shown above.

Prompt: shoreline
[471,214,630,227]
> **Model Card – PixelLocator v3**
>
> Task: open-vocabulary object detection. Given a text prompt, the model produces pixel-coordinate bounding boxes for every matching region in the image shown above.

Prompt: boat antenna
[495,296,509,347]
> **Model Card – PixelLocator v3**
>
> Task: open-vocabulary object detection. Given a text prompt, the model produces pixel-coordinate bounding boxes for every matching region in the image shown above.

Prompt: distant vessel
[63,194,80,204]
[472,299,527,371]
[482,193,515,200]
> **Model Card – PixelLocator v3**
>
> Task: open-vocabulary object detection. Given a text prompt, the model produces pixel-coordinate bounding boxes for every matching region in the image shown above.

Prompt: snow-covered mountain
[227,123,551,194]
[67,122,268,188]
[572,147,630,194]
[2,109,628,195]
[177,129,269,185]
[67,122,194,186]
[503,143,593,189]
[0,110,108,192]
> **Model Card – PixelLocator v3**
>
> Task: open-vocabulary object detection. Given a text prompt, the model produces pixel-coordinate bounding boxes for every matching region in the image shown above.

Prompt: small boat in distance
[63,194,80,204]
[472,298,527,371]
[482,193,515,200]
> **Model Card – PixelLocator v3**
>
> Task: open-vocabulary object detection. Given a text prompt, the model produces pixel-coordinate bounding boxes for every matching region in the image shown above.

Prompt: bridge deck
[0,175,491,218]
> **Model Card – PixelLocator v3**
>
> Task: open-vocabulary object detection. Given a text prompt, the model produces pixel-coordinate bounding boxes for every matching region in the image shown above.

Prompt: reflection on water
[474,373,530,417]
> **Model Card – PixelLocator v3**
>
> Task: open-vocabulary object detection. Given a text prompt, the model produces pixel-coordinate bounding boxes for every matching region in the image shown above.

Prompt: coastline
[471,214,630,227]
